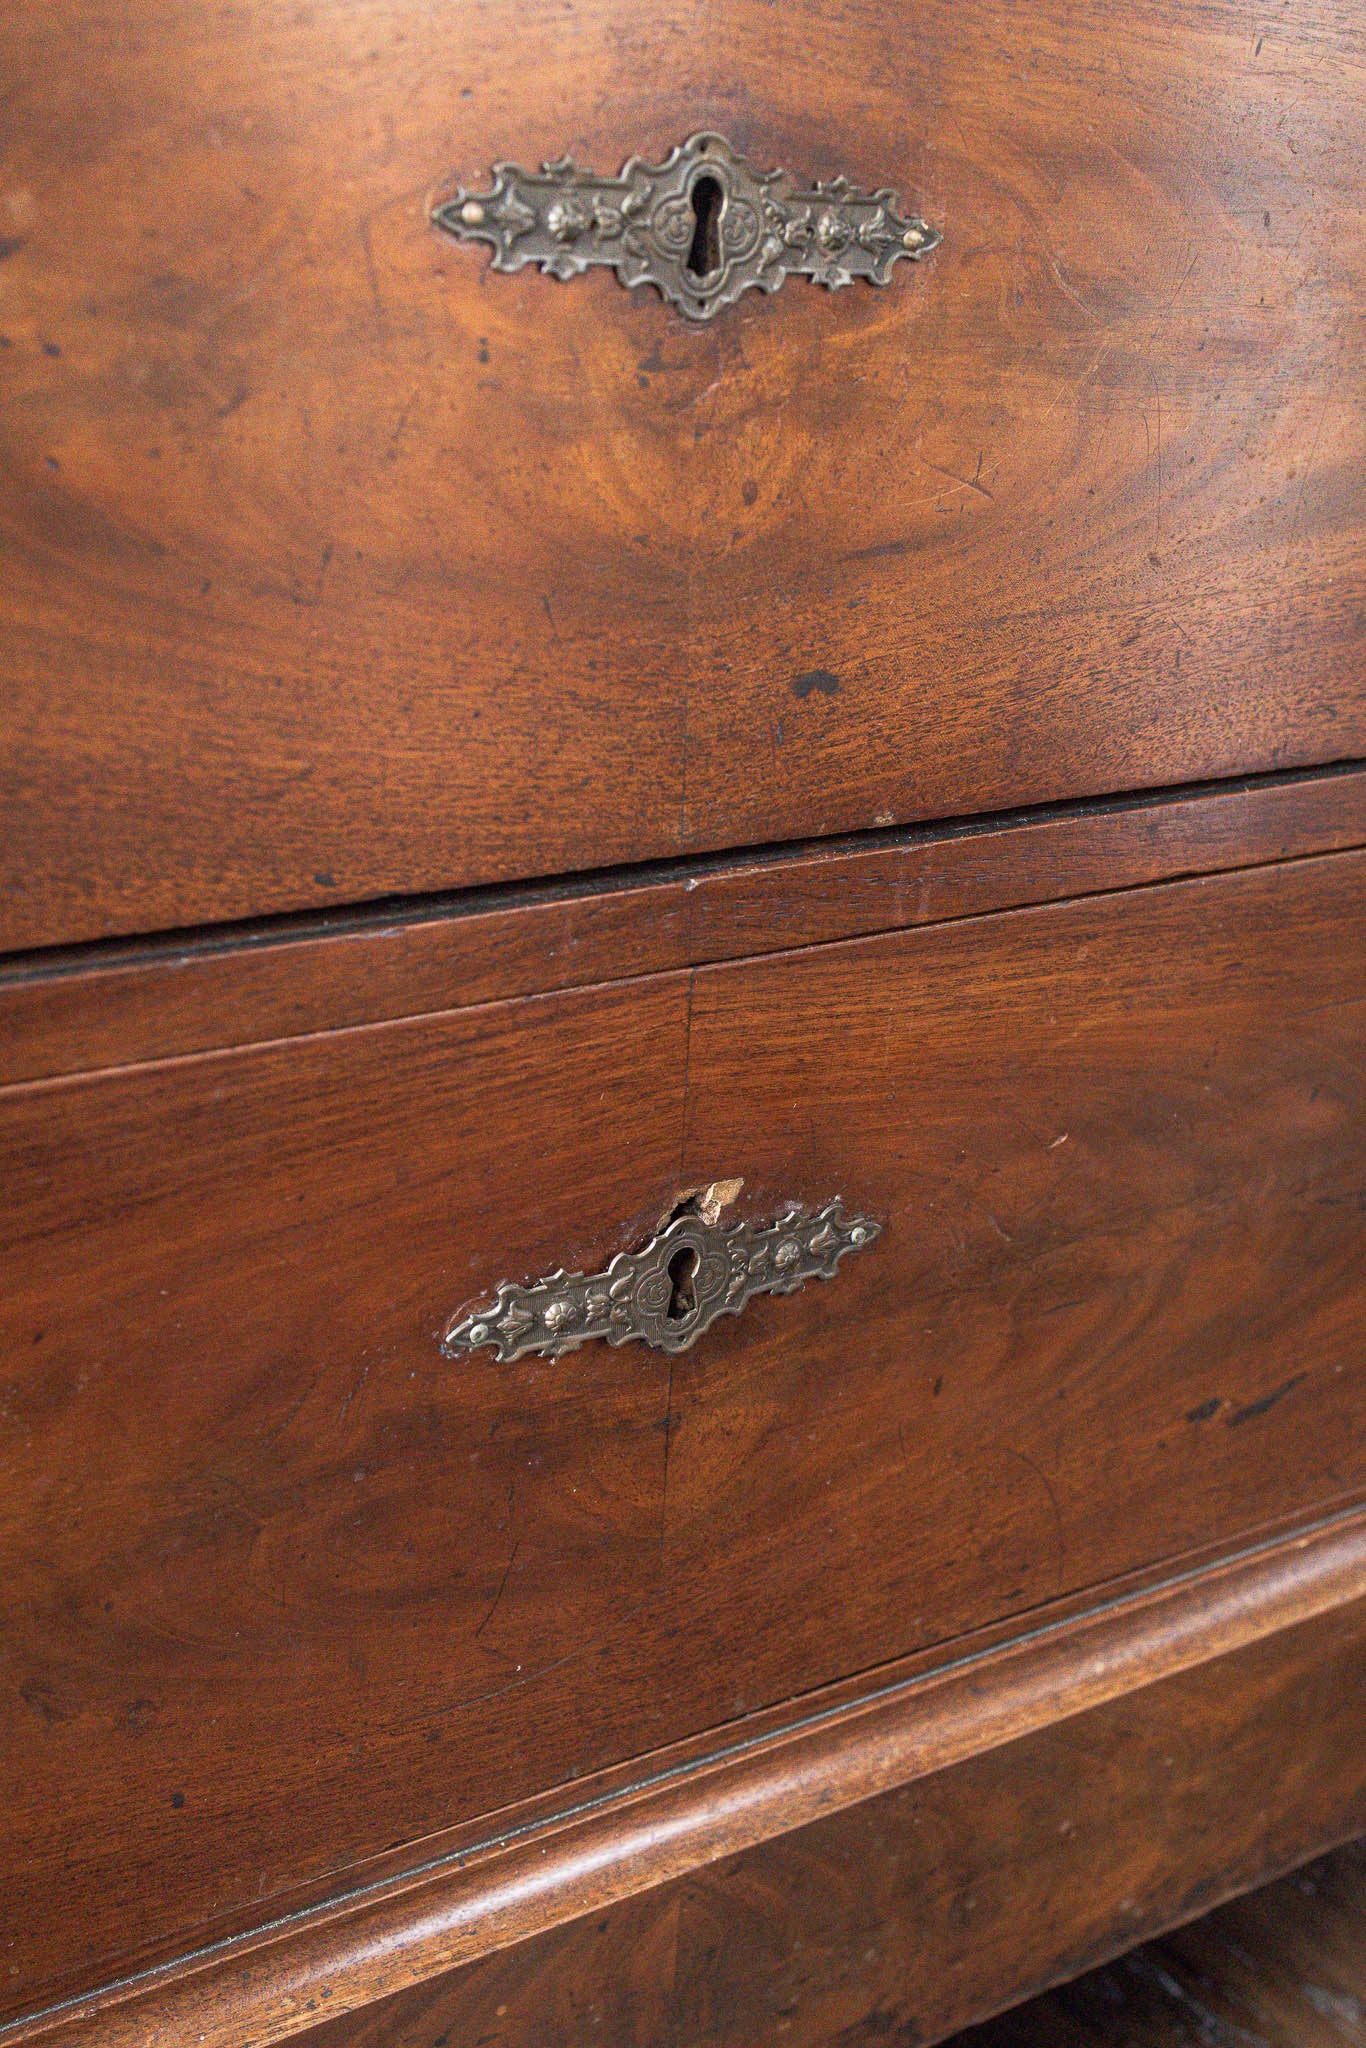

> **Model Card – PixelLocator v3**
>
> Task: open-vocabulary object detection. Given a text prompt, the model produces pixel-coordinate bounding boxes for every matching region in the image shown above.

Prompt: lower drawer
[2,846,1364,2026]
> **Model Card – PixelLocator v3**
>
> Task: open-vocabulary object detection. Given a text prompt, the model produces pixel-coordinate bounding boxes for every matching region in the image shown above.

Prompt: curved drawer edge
[9,1502,1366,2048]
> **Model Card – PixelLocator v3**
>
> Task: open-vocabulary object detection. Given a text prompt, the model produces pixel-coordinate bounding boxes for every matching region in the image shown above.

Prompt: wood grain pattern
[74,1586,1366,2048]
[2,1,1365,948]
[950,1837,1366,2046]
[1,850,1363,2033]
[1,764,1363,1086]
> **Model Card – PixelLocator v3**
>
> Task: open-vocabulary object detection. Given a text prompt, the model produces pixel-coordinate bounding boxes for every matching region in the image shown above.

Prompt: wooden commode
[1,3,1364,2044]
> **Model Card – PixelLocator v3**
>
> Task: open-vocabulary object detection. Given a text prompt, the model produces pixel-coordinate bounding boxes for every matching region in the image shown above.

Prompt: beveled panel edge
[268,1619,1366,2048]
[1,763,1363,1087]
[9,1504,1366,2048]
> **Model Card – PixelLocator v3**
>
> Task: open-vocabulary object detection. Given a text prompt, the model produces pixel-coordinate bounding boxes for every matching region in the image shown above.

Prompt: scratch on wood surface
[1003,1446,1067,1594]
[474,1535,521,1640]
[357,214,387,338]
[923,455,996,502]
[335,1357,370,1430]
[263,1371,319,1445]
[1042,244,1105,325]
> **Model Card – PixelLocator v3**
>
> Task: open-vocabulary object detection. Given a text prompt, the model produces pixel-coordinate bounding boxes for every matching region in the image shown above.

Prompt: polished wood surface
[952,1837,1366,2046]
[3,1,1365,948]
[2,849,1364,2034]
[11,1510,1366,2048]
[1,763,1363,1087]
[236,1597,1366,2048]
[5,0,1365,2036]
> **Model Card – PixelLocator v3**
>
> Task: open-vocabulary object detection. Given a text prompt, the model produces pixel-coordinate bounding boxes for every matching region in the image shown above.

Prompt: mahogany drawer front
[2,848,1364,2022]
[3,1,1366,950]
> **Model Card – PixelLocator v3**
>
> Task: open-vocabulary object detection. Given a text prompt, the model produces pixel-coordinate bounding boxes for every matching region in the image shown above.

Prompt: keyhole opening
[686,175,724,278]
[666,1246,699,1321]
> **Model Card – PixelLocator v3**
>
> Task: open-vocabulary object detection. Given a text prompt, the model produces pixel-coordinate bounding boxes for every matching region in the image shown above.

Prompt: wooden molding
[1,765,1364,1087]
[9,1506,1366,2048]
[271,1600,1366,2048]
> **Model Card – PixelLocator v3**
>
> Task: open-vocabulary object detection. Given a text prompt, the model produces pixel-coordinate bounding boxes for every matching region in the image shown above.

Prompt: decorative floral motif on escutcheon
[432,132,940,321]
[442,1199,883,1363]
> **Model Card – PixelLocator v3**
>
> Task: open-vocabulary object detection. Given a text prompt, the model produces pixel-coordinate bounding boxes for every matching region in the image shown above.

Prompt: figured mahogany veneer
[952,1834,1366,2048]
[1,826,1364,2042]
[2,1,1366,947]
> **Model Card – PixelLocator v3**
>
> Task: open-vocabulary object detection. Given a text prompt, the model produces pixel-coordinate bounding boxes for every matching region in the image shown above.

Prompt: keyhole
[686,175,724,278]
[666,1246,699,1321]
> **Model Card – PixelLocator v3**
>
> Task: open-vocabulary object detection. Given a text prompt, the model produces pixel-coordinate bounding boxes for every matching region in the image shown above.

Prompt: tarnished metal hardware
[442,1197,882,1363]
[432,131,940,322]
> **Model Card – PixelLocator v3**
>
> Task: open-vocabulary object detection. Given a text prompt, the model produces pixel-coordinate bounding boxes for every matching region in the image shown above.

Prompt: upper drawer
[3,0,1365,949]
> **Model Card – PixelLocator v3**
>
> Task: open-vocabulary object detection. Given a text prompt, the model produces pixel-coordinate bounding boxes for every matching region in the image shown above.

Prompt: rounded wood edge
[2,766,1364,1088]
[9,1505,1366,2048]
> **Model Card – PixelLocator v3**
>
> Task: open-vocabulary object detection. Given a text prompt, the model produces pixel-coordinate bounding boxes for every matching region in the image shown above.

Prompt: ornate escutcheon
[442,1196,882,1362]
[432,131,940,322]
